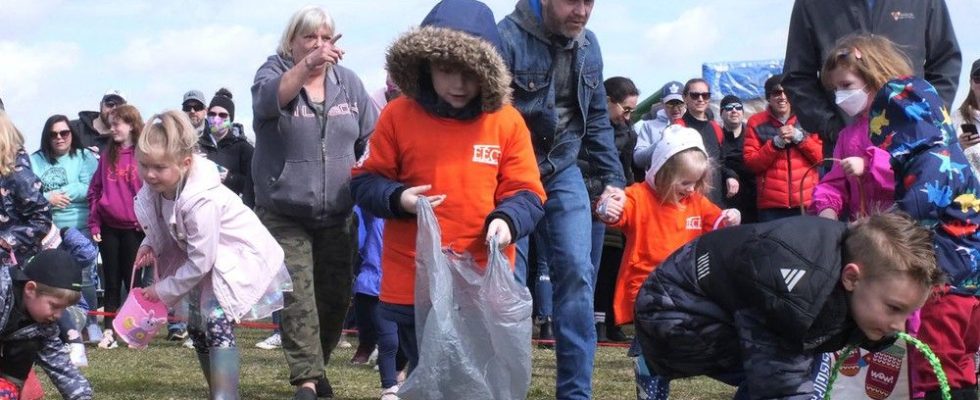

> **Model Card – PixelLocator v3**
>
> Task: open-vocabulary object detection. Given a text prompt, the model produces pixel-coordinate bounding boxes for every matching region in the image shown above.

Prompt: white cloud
[0,41,81,100]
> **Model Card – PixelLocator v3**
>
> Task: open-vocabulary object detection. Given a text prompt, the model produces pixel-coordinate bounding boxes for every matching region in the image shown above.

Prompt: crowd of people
[0,0,979,399]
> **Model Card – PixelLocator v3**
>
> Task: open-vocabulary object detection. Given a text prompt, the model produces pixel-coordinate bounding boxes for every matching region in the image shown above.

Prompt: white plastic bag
[398,198,533,400]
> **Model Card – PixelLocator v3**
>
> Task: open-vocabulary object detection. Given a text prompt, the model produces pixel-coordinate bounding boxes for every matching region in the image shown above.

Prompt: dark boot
[315,376,334,398]
[538,318,553,341]
[606,324,629,342]
[196,351,211,390]
[595,322,609,343]
[208,347,240,400]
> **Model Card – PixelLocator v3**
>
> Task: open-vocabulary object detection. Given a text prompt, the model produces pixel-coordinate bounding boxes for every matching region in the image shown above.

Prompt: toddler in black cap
[0,248,92,399]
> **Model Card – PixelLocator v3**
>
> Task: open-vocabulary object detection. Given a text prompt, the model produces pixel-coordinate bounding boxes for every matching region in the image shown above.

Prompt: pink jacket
[87,147,142,235]
[133,155,286,321]
[809,115,895,220]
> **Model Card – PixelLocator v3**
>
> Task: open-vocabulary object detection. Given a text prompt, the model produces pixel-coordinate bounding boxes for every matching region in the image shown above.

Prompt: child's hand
[142,285,160,302]
[725,178,740,197]
[399,185,446,214]
[485,218,512,247]
[92,233,102,243]
[840,157,866,177]
[134,245,156,270]
[718,209,741,227]
[597,195,625,223]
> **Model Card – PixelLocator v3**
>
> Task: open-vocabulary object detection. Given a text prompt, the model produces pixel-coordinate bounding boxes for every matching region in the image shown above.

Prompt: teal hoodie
[29,149,98,231]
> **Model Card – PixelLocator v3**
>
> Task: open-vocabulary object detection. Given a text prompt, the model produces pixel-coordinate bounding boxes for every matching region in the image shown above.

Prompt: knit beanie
[208,88,235,121]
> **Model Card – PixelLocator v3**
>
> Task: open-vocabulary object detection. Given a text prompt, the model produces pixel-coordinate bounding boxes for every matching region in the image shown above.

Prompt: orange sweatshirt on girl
[608,183,722,325]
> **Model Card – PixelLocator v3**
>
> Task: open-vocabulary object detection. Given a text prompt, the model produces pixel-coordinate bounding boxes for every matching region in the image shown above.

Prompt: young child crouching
[0,249,93,399]
[635,212,940,399]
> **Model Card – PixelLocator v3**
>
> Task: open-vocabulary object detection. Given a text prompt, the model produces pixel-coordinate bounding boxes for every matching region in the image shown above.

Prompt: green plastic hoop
[825,332,950,400]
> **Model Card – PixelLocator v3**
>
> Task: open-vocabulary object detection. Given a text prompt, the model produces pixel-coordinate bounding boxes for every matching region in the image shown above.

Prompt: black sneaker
[167,328,188,341]
[606,325,630,343]
[315,376,334,399]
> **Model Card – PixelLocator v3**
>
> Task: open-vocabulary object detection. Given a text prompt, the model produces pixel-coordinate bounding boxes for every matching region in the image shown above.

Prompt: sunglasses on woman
[208,111,229,119]
[722,104,744,111]
[49,130,71,139]
[687,92,711,101]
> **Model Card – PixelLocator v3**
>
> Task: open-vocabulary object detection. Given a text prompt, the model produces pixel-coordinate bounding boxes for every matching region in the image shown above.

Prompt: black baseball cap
[11,249,82,291]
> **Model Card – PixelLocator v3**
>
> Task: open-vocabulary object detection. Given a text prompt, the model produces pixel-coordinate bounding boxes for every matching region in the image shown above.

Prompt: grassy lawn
[37,328,736,399]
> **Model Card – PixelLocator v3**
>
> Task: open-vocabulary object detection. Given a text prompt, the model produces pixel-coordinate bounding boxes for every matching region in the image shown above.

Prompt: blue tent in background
[632,59,784,123]
[703,59,784,102]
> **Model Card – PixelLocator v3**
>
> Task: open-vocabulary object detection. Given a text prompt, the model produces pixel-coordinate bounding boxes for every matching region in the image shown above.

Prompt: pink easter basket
[112,266,168,349]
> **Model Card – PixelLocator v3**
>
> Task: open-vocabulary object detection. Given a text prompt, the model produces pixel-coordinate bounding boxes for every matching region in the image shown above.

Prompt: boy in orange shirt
[350,0,545,386]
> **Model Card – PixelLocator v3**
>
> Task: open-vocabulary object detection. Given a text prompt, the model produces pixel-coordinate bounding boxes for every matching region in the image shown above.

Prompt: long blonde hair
[0,111,26,176]
[652,148,713,205]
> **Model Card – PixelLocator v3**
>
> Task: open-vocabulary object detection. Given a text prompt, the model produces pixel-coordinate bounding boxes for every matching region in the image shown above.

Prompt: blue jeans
[354,294,399,389]
[516,166,597,399]
[589,220,605,283]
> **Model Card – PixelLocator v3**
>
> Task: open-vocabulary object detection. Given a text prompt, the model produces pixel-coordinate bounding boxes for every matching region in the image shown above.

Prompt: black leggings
[98,226,144,329]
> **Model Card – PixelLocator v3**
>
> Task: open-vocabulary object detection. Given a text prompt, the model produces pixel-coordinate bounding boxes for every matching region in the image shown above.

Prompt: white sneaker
[69,343,88,367]
[97,330,118,349]
[182,338,195,349]
[380,385,400,400]
[85,324,103,344]
[368,347,379,365]
[255,332,282,350]
[337,338,353,349]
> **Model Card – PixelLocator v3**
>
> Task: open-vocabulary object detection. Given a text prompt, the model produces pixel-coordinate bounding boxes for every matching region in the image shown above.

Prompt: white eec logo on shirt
[472,145,501,165]
[685,216,702,230]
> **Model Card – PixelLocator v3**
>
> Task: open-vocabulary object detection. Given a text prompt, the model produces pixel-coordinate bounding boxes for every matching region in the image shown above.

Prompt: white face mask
[835,87,869,117]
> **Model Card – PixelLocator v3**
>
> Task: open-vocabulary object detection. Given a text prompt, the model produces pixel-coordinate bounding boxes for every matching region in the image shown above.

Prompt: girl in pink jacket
[809,34,913,221]
[133,111,291,399]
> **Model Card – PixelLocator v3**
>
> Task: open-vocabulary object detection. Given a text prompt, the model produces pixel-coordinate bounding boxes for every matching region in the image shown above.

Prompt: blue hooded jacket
[868,77,980,294]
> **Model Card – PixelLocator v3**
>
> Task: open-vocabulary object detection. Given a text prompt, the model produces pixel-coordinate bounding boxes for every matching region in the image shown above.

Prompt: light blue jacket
[29,149,97,231]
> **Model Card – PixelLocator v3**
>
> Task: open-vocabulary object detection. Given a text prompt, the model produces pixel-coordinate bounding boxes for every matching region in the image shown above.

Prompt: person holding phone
[250,6,378,399]
[954,58,980,177]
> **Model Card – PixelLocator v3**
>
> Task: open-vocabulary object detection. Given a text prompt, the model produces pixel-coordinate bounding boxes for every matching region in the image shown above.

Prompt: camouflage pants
[257,209,355,385]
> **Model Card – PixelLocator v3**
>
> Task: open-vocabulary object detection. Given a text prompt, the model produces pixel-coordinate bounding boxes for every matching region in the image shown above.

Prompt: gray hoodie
[251,55,378,227]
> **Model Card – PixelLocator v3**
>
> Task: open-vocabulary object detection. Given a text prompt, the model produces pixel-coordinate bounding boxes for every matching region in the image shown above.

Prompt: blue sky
[2,0,979,152]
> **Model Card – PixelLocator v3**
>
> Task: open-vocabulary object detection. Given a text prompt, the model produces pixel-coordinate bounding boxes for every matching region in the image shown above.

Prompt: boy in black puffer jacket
[635,213,941,399]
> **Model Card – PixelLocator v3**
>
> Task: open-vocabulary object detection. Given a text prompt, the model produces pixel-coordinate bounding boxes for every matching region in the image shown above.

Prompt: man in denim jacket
[498,1,625,398]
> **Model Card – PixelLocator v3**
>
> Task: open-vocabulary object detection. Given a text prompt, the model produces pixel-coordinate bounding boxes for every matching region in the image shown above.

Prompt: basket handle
[130,260,159,291]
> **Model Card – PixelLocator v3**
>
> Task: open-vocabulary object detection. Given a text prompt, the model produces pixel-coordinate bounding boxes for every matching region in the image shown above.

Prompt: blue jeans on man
[516,166,597,399]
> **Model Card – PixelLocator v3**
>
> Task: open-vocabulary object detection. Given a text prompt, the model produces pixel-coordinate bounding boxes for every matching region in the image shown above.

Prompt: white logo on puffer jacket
[472,145,501,165]
[781,268,806,292]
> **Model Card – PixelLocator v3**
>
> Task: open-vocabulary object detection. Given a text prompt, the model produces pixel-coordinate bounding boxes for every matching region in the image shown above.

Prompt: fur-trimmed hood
[386,0,511,113]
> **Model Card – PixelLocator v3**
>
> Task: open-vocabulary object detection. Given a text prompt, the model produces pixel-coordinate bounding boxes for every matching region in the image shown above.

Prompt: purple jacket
[87,147,142,236]
[809,116,894,220]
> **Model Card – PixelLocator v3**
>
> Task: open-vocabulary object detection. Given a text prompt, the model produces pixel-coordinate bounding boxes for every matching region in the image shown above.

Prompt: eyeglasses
[183,103,205,112]
[769,89,786,97]
[103,100,121,109]
[722,104,744,111]
[208,111,229,119]
[687,92,711,101]
[616,102,635,115]
[49,130,71,139]
[665,101,686,108]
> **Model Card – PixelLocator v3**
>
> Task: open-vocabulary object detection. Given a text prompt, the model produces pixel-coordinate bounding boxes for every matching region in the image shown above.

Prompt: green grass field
[37,328,736,399]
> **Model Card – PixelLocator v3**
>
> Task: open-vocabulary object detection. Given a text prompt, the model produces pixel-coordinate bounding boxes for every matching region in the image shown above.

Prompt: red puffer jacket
[743,109,823,209]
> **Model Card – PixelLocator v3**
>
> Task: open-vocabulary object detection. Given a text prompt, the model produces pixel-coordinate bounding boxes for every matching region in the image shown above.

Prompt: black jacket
[69,111,110,153]
[782,0,961,144]
[197,124,255,207]
[722,124,757,223]
[635,217,890,383]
